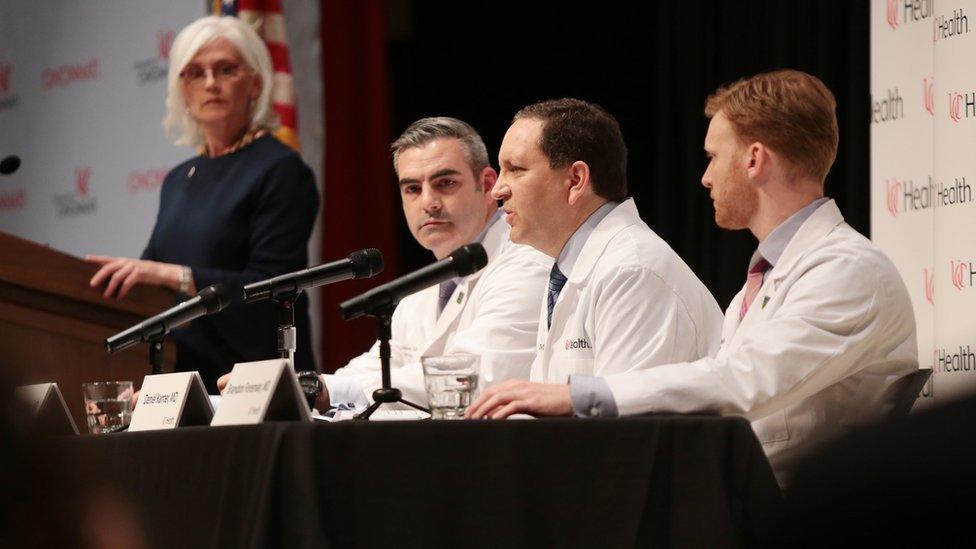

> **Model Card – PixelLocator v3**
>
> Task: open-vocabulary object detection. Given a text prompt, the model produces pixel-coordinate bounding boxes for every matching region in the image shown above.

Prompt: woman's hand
[85,255,191,299]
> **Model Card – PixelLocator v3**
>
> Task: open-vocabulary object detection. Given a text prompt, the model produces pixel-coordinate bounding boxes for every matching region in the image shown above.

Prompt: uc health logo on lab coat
[565,338,592,351]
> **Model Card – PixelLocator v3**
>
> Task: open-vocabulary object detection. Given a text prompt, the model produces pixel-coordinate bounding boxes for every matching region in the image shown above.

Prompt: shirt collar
[447,208,502,285]
[752,197,829,268]
[475,208,503,244]
[556,201,620,277]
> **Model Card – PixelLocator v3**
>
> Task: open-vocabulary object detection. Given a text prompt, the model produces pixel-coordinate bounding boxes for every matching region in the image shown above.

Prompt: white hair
[163,15,278,147]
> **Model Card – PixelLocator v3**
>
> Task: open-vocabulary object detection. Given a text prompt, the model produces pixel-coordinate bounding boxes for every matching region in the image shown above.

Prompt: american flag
[212,0,301,151]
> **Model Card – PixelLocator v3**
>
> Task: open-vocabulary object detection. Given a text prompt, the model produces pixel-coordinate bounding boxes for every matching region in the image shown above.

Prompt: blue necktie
[547,262,568,328]
[438,280,457,316]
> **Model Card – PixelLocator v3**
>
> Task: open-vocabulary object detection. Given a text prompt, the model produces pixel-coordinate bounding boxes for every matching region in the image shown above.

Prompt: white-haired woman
[87,16,319,390]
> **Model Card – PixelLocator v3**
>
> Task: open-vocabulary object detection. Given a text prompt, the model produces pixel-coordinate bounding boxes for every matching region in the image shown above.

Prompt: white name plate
[14,383,79,435]
[210,359,311,426]
[128,372,213,432]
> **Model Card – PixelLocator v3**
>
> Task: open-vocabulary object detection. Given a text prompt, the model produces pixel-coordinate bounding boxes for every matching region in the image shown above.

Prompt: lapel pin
[762,296,770,308]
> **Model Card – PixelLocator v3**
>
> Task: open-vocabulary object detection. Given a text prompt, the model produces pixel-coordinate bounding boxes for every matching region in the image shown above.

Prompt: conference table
[64,415,782,548]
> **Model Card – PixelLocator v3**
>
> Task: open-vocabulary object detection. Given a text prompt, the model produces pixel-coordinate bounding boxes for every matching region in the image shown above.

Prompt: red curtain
[318,0,399,372]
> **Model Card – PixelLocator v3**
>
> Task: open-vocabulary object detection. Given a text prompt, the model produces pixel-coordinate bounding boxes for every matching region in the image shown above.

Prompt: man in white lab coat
[466,98,724,414]
[317,117,551,409]
[468,71,919,485]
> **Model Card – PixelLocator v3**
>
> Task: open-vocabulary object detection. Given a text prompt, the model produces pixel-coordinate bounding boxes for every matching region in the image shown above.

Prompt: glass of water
[82,381,133,434]
[422,354,480,419]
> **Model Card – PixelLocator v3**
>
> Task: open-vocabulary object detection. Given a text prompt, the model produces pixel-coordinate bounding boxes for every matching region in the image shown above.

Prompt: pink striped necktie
[739,258,770,321]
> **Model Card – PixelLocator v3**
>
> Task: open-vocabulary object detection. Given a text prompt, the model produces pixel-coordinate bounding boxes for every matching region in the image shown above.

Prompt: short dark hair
[513,98,628,201]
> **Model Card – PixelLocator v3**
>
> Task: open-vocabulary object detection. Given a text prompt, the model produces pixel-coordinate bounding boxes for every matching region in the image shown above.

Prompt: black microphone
[0,155,20,175]
[105,284,232,354]
[340,243,488,321]
[242,248,384,304]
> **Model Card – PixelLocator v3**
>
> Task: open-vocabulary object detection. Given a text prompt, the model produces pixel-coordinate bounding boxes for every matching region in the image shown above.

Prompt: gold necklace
[199,128,267,158]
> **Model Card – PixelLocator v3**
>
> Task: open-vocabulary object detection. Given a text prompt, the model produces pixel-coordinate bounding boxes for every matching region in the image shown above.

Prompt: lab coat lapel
[421,215,506,356]
[544,199,643,352]
[724,200,845,350]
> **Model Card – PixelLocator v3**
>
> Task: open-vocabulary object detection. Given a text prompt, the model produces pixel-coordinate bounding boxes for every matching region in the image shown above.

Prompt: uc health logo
[923,77,935,115]
[886,178,902,216]
[51,166,97,218]
[564,338,592,351]
[75,166,90,197]
[947,91,976,122]
[887,0,900,28]
[133,29,174,86]
[0,63,10,94]
[158,30,174,60]
[0,62,19,111]
[924,267,935,304]
[889,0,933,29]
[950,260,975,291]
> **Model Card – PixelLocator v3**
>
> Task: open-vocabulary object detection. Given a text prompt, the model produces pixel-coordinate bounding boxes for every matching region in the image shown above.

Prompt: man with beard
[467,71,919,487]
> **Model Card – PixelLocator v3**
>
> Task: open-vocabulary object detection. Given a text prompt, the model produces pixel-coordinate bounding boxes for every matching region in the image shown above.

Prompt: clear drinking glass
[82,381,133,434]
[422,354,480,419]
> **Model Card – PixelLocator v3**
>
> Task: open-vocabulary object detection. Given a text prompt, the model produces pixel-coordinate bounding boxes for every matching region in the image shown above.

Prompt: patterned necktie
[438,280,458,316]
[547,262,568,328]
[739,258,770,321]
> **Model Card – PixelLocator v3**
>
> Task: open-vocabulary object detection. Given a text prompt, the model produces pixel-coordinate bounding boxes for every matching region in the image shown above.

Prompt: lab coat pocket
[752,409,790,444]
[551,358,594,384]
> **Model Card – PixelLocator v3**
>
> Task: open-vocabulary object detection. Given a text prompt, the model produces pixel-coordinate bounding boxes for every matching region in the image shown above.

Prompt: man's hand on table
[465,379,573,420]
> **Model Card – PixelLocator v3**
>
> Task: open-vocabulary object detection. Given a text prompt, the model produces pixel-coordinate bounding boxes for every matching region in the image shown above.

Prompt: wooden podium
[0,231,176,431]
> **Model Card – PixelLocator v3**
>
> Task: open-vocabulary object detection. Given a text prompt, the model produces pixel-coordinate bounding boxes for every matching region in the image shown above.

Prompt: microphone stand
[149,335,165,375]
[355,307,429,420]
[274,294,299,368]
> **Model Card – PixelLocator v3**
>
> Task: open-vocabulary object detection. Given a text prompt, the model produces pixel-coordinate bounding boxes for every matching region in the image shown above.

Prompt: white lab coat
[530,199,724,383]
[331,215,551,406]
[604,200,919,484]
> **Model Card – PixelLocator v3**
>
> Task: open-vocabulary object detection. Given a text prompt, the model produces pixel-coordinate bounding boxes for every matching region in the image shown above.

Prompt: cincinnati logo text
[885,176,973,215]
[872,88,904,123]
[0,188,26,211]
[950,260,975,291]
[935,8,969,42]
[42,58,99,90]
[127,169,167,193]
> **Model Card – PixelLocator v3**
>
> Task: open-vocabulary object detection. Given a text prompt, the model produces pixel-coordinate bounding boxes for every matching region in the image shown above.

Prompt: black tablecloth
[65,416,781,548]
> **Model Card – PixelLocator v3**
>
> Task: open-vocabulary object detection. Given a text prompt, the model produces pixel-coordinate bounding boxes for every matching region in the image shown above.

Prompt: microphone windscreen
[348,248,384,279]
[449,243,488,277]
[199,284,232,314]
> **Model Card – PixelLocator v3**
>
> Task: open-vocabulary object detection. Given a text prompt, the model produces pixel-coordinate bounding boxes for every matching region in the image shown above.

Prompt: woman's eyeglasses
[179,61,250,85]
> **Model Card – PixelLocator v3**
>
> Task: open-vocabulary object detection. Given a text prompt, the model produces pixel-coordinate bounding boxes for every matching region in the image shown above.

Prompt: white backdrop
[871,0,976,408]
[0,0,324,362]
